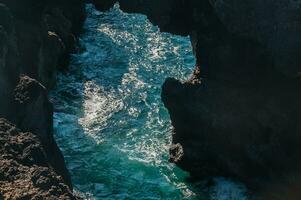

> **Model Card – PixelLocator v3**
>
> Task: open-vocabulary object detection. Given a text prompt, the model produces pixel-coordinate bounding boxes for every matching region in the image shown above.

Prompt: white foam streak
[78,81,124,140]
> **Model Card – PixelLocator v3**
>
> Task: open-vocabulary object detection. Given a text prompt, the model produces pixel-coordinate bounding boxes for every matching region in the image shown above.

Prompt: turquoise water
[51,4,248,200]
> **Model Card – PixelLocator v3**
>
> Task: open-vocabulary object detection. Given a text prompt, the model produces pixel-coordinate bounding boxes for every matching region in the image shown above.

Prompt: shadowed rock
[0,0,86,195]
[1,0,300,198]
[14,75,72,188]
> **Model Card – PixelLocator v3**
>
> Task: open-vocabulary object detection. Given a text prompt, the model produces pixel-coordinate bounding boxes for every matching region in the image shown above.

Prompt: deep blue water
[51,4,247,200]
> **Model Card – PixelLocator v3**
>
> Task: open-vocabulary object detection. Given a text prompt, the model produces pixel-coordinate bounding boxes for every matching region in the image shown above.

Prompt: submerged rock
[0,118,80,199]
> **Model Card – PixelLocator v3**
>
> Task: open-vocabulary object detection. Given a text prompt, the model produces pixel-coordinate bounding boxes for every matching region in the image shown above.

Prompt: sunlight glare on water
[51,4,248,200]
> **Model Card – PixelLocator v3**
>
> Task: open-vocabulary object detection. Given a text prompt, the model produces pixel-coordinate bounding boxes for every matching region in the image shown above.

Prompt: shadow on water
[51,4,248,200]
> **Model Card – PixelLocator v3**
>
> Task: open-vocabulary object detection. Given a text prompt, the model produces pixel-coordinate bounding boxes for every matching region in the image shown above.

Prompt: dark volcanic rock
[161,1,301,198]
[0,3,19,121]
[0,118,80,199]
[0,0,86,90]
[14,75,72,188]
[0,0,86,122]
[0,0,86,195]
[93,0,192,35]
[1,0,300,198]
[163,77,301,179]
[91,0,116,11]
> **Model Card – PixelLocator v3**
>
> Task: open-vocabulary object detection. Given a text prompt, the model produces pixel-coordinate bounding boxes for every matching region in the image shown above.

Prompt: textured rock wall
[0,0,86,195]
[1,0,300,198]
[0,118,80,199]
[13,75,73,189]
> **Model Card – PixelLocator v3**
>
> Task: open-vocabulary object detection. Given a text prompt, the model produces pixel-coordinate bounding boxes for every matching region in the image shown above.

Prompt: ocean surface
[51,4,248,200]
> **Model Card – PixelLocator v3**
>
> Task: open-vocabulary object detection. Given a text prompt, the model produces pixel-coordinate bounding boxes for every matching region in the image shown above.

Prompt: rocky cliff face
[0,0,85,197]
[1,0,301,198]
[13,75,74,189]
[94,0,301,198]
[0,118,80,199]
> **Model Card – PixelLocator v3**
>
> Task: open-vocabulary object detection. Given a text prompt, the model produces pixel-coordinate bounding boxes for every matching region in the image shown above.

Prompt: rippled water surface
[52,4,247,200]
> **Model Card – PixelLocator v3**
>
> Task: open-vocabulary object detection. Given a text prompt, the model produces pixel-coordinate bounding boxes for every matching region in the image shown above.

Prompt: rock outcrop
[1,0,301,198]
[14,75,72,188]
[0,0,86,196]
[0,118,80,199]
[94,0,301,198]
